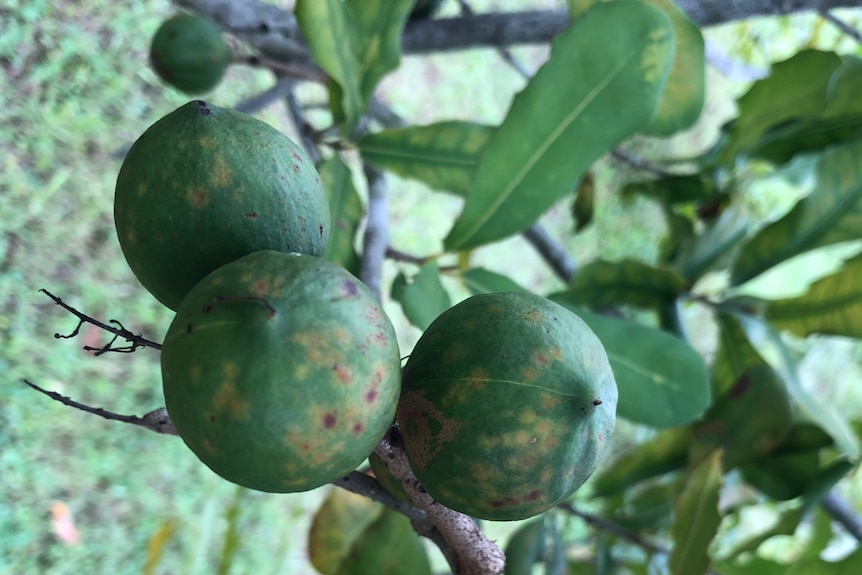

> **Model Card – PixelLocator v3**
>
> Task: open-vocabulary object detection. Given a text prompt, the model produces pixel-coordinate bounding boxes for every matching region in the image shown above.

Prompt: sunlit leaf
[716,50,842,165]
[358,122,494,196]
[144,519,177,575]
[712,558,788,575]
[217,487,246,575]
[552,258,686,309]
[766,251,862,338]
[503,518,545,575]
[295,0,363,131]
[348,0,414,104]
[460,268,529,295]
[337,508,432,575]
[391,261,451,330]
[669,450,723,575]
[693,364,793,470]
[444,0,674,250]
[552,303,711,427]
[730,136,862,286]
[320,155,363,274]
[568,0,704,136]
[308,489,383,575]
[592,426,691,496]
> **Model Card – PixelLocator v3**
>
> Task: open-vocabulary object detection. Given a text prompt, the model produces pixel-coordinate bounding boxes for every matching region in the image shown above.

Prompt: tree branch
[522,224,577,283]
[374,429,506,575]
[360,164,390,302]
[821,490,862,542]
[177,0,862,63]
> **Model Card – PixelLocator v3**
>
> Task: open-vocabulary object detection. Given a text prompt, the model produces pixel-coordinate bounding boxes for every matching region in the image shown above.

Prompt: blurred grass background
[2,0,862,573]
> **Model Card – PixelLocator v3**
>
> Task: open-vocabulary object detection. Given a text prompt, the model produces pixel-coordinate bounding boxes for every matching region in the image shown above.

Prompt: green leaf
[444,0,674,250]
[719,505,805,562]
[669,450,723,575]
[766,251,862,338]
[730,135,862,285]
[460,268,529,295]
[673,203,750,283]
[503,518,545,575]
[552,258,686,309]
[217,486,245,575]
[320,155,363,274]
[572,172,595,233]
[358,122,494,196]
[623,174,717,205]
[710,312,766,397]
[693,364,793,470]
[735,314,860,460]
[613,480,677,530]
[337,508,432,575]
[308,489,383,575]
[391,261,452,330]
[753,56,862,165]
[569,0,705,136]
[786,547,862,575]
[551,303,711,427]
[716,50,842,165]
[713,558,788,575]
[347,0,413,105]
[295,0,363,131]
[592,426,691,496]
[740,450,822,501]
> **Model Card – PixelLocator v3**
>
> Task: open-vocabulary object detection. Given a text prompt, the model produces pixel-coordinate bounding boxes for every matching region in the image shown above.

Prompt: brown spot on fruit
[525,490,541,501]
[353,422,364,434]
[365,388,379,404]
[243,212,258,219]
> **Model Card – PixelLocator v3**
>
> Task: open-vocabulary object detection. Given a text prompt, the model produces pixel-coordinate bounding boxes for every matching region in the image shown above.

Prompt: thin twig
[238,54,329,83]
[611,148,676,178]
[456,0,532,79]
[557,502,666,554]
[522,224,577,283]
[819,10,862,44]
[821,491,862,542]
[360,164,390,302]
[283,78,323,164]
[40,289,162,353]
[23,380,176,434]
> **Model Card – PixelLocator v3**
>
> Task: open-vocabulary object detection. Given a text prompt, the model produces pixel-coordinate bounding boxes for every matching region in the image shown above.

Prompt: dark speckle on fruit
[196,101,212,116]
[365,388,378,404]
[526,490,541,501]
[593,399,602,406]
[243,212,258,219]
[343,280,358,297]
[323,412,337,429]
[353,422,364,434]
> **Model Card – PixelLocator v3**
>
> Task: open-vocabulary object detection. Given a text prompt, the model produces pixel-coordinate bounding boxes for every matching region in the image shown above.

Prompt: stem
[360,164,390,302]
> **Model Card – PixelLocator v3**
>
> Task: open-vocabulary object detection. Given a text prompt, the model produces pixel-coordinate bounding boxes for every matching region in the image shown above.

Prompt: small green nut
[149,13,232,95]
[397,292,618,521]
[161,251,402,493]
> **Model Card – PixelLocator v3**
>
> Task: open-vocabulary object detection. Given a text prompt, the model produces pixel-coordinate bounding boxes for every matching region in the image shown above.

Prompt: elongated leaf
[730,135,862,285]
[348,0,413,104]
[320,155,363,274]
[735,314,860,460]
[552,302,711,427]
[624,174,718,205]
[444,1,674,250]
[669,450,723,575]
[217,487,245,575]
[570,0,704,136]
[391,262,451,330]
[553,258,686,309]
[308,489,383,575]
[713,558,788,575]
[358,122,493,196]
[504,518,546,575]
[460,268,528,295]
[693,364,793,470]
[592,426,691,496]
[716,50,842,165]
[710,312,766,397]
[614,480,678,530]
[766,251,862,338]
[673,203,750,283]
[295,0,363,131]
[144,520,178,575]
[338,508,432,575]
[720,505,804,561]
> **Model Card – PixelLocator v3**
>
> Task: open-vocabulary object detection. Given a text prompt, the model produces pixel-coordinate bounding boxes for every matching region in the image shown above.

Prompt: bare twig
[557,502,667,554]
[375,429,506,575]
[233,75,301,115]
[522,224,577,283]
[237,54,328,83]
[283,78,324,164]
[24,380,176,434]
[821,490,862,542]
[611,149,676,179]
[819,9,862,43]
[40,289,162,353]
[360,164,390,302]
[456,0,532,79]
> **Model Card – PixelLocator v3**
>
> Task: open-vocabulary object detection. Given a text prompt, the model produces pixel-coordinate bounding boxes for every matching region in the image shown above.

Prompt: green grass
[3,1,862,573]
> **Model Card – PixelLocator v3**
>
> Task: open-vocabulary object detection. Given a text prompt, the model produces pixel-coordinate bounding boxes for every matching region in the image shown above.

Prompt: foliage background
[2,0,862,573]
